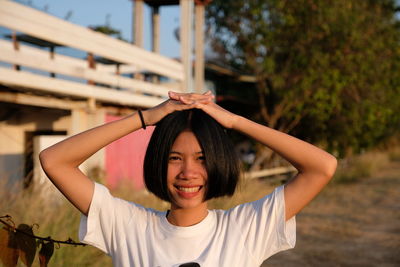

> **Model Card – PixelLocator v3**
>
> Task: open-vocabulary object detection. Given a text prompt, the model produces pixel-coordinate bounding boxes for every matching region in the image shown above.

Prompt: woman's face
[167,130,208,211]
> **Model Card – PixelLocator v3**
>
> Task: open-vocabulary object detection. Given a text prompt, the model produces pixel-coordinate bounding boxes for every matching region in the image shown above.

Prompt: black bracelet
[137,109,146,130]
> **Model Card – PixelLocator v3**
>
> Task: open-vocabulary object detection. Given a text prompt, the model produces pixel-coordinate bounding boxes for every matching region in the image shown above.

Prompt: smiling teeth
[178,186,200,193]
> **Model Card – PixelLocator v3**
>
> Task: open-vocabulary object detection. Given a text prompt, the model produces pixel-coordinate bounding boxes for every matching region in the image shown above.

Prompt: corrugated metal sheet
[105,114,155,189]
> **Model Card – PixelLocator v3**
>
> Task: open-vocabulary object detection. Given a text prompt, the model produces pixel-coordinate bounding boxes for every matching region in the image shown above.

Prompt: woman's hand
[142,91,215,126]
[168,91,239,129]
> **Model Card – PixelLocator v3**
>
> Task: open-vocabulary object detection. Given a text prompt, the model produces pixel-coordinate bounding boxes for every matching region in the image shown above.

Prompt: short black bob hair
[144,109,240,202]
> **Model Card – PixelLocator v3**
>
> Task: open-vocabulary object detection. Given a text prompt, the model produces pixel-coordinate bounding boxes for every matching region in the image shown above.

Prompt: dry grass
[334,150,390,183]
[263,152,400,266]
[1,149,399,266]
[388,146,400,162]
[0,180,112,266]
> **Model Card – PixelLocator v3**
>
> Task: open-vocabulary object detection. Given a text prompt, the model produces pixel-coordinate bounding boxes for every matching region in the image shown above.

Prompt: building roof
[143,0,212,7]
[143,0,179,7]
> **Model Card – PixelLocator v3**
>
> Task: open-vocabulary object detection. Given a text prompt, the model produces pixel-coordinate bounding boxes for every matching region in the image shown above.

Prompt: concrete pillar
[151,6,160,53]
[180,0,194,92]
[194,3,205,93]
[70,108,88,135]
[151,5,160,83]
[133,0,144,80]
[133,0,144,47]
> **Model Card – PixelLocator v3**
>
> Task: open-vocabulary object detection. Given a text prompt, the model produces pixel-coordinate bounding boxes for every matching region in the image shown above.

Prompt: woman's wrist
[228,114,242,130]
[137,109,146,129]
[141,106,165,127]
[141,109,151,127]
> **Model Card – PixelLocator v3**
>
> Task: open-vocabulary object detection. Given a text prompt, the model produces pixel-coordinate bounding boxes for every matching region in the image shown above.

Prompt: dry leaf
[38,241,54,267]
[15,224,36,267]
[0,227,19,267]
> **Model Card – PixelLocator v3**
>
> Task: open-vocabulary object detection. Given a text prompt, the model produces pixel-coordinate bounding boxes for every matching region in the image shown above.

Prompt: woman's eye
[198,156,205,161]
[169,156,181,161]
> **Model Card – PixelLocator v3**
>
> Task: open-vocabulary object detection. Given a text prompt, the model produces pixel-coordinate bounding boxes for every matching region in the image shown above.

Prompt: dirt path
[262,161,400,266]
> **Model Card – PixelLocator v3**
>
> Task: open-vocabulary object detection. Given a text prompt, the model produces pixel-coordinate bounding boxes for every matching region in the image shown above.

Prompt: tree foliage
[90,25,126,41]
[207,0,400,156]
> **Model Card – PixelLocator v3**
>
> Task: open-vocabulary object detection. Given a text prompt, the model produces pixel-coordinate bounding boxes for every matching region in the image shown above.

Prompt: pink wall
[105,114,154,189]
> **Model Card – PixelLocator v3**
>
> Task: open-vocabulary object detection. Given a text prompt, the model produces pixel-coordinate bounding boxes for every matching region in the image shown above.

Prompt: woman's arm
[39,92,214,215]
[40,112,144,215]
[232,116,337,220]
[170,92,337,220]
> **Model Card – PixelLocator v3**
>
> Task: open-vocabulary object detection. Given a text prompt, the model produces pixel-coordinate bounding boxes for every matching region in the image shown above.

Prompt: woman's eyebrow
[169,151,204,154]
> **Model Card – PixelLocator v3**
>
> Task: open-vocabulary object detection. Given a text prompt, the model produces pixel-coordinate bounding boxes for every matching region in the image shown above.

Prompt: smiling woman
[39,91,337,266]
[166,130,209,223]
[144,109,239,204]
[144,109,240,227]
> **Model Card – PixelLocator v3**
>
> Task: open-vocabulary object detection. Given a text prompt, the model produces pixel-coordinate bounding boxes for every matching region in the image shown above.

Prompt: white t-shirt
[79,183,296,267]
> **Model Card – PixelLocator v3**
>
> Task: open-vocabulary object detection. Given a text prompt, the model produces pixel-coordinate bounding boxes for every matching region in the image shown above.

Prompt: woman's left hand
[168,91,239,129]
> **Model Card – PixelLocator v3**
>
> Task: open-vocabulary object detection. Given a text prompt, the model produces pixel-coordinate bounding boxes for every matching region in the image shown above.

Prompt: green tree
[90,25,126,41]
[207,0,400,157]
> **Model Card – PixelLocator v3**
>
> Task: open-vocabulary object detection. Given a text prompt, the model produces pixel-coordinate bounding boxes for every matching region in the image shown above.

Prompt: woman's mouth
[176,186,201,193]
[174,185,203,198]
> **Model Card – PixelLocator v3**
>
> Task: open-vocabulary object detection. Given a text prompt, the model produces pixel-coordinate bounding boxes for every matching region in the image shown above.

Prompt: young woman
[40,91,337,267]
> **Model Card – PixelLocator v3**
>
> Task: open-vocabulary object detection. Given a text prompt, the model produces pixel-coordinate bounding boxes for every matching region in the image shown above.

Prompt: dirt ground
[262,161,400,267]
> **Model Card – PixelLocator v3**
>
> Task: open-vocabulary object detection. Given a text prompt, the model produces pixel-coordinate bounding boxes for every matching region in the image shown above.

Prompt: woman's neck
[167,202,208,227]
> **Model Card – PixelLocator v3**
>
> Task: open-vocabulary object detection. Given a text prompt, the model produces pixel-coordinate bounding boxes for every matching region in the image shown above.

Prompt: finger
[168,91,180,100]
[180,94,213,102]
[173,101,198,111]
[179,96,194,105]
[197,97,214,104]
[179,95,214,106]
[202,92,214,100]
[171,91,213,99]
[203,91,215,100]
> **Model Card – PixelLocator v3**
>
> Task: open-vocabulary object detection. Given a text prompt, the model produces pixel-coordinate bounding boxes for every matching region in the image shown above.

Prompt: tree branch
[0,215,86,246]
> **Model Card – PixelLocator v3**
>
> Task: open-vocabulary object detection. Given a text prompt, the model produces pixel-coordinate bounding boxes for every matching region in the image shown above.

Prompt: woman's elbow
[323,155,338,181]
[39,148,54,172]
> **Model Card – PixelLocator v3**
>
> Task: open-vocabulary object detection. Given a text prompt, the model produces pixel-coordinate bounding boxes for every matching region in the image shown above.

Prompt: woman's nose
[179,160,200,179]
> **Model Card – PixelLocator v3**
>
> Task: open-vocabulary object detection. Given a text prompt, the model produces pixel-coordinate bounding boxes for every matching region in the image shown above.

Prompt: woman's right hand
[142,91,214,126]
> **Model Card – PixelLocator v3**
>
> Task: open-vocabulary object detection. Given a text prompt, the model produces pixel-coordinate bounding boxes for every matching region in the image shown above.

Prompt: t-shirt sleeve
[78,182,145,255]
[229,185,296,263]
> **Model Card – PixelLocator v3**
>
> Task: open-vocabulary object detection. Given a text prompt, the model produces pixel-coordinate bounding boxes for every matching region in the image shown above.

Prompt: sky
[13,0,182,58]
